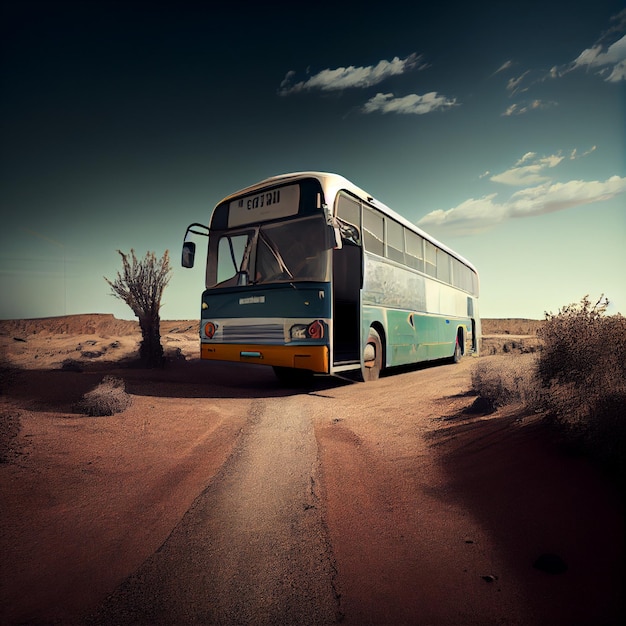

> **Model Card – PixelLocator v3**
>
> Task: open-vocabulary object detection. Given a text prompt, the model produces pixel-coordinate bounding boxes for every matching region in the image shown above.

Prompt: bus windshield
[211,215,331,288]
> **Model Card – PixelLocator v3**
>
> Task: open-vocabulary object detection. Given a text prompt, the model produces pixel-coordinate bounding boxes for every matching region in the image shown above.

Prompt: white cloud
[362,92,457,115]
[417,194,507,235]
[279,53,422,95]
[490,153,564,186]
[418,148,622,236]
[502,99,557,116]
[572,34,626,81]
[418,176,626,236]
[569,146,597,160]
[493,60,513,75]
[508,176,626,217]
[605,58,626,81]
[544,12,626,82]
[506,70,530,94]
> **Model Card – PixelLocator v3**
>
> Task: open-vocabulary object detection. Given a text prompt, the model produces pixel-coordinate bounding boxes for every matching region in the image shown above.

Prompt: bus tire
[452,337,462,363]
[362,327,383,382]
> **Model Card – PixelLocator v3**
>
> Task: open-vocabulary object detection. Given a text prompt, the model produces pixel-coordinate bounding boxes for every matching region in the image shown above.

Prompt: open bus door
[332,240,362,367]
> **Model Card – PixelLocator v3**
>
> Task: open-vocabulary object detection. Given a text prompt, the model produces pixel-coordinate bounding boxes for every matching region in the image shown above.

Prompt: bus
[181,172,480,383]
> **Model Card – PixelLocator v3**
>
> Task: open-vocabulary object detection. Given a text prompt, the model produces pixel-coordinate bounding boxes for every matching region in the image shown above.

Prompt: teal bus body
[361,255,477,368]
[182,172,480,381]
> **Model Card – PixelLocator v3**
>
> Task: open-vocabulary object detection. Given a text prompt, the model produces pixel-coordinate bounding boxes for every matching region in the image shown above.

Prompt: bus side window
[437,248,451,283]
[405,230,424,272]
[386,219,404,263]
[424,240,437,277]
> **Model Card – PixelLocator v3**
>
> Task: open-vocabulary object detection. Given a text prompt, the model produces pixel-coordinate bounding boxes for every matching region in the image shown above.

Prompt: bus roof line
[213,171,478,274]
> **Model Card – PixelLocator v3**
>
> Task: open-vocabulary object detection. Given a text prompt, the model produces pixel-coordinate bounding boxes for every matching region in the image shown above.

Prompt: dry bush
[74,376,132,417]
[471,354,543,412]
[538,296,626,477]
[473,296,626,481]
[104,249,171,368]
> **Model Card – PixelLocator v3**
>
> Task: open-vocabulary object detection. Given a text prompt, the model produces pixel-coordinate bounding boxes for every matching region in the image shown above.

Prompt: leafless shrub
[74,376,132,417]
[473,296,625,481]
[471,354,543,412]
[104,249,171,368]
[538,295,626,477]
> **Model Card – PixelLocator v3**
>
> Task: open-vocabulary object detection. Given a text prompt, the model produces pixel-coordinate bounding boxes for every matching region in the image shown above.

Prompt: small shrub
[471,354,542,412]
[74,376,132,417]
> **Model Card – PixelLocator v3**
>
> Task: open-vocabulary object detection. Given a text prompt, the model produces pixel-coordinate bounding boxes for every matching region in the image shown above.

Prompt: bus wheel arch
[362,323,385,382]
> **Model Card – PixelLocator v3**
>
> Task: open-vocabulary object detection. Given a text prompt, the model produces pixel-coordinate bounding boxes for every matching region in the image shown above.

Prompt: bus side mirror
[182,241,196,268]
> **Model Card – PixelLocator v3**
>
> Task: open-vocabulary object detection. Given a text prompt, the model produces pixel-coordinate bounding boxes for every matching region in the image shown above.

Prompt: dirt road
[87,360,513,626]
[90,394,340,625]
[1,341,624,625]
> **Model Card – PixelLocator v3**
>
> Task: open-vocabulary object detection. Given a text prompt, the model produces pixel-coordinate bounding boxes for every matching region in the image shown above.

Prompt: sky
[1,0,625,321]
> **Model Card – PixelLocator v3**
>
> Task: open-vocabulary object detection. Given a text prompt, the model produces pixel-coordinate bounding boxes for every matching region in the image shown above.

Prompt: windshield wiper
[258,230,293,280]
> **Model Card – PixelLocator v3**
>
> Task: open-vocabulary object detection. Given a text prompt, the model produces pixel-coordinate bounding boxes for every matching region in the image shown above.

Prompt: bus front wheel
[362,328,383,382]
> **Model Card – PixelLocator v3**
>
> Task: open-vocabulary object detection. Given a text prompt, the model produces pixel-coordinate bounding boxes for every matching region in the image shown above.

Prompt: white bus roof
[216,171,478,274]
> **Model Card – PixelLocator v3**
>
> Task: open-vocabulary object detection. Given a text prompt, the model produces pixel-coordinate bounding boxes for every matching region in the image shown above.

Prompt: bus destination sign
[228,184,300,227]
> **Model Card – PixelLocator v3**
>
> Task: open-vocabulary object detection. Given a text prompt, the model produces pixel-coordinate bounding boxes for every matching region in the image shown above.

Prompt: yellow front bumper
[201,343,329,373]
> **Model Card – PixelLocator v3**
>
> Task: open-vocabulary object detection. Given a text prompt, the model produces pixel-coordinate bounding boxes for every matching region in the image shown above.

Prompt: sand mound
[0,314,139,338]
[0,314,199,370]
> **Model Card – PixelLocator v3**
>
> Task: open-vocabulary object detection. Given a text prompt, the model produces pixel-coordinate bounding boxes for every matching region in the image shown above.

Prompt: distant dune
[0,314,543,364]
[0,314,196,338]
[0,314,543,339]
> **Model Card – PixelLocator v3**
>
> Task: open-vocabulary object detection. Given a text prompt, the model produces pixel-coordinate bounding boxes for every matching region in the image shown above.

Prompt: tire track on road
[90,396,340,625]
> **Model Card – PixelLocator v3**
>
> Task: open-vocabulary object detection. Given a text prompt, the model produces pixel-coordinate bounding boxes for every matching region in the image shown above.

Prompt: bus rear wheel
[362,327,383,382]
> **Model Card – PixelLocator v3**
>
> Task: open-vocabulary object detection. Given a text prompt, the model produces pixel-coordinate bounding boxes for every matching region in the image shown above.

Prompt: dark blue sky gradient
[1,1,624,319]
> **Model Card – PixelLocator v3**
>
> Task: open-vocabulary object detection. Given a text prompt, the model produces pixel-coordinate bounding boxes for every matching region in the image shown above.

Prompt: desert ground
[0,315,623,625]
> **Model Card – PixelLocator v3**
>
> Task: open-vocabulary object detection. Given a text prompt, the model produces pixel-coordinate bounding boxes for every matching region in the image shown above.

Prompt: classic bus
[182,172,480,383]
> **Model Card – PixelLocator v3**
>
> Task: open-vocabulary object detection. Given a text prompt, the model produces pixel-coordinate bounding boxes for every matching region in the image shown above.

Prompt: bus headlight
[289,320,325,341]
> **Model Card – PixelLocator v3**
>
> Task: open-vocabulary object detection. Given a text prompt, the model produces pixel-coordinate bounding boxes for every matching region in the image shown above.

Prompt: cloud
[506,70,530,95]
[490,153,564,186]
[278,53,423,95]
[502,99,557,116]
[550,12,626,82]
[418,148,623,236]
[568,146,597,160]
[493,60,513,75]
[508,176,626,217]
[572,34,626,81]
[362,92,458,115]
[418,176,626,236]
[417,194,507,235]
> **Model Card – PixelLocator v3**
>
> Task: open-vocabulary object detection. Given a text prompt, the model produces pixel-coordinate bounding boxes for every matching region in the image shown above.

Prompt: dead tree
[105,249,171,367]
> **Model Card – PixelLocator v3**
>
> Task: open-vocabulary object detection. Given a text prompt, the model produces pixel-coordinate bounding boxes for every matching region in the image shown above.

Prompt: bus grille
[222,323,284,343]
